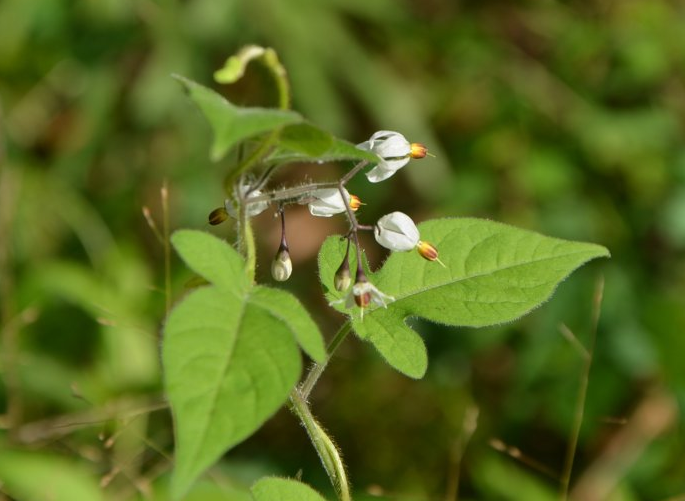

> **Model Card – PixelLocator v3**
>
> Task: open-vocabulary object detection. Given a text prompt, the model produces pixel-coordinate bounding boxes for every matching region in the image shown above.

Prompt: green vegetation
[2,1,684,500]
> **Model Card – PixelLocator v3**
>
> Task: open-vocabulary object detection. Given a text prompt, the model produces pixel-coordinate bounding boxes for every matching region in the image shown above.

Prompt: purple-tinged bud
[271,245,292,282]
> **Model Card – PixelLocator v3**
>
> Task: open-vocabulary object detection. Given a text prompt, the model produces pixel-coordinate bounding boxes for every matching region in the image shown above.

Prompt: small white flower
[225,189,269,218]
[374,212,420,252]
[345,279,394,310]
[357,130,412,183]
[308,188,351,217]
[330,277,395,319]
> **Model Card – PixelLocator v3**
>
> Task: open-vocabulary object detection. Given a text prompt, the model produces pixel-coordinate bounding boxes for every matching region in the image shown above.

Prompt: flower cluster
[208,130,443,317]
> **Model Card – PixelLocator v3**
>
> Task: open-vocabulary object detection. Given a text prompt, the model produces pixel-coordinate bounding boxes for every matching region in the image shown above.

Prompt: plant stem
[244,181,339,206]
[161,180,172,314]
[559,276,604,501]
[300,321,352,400]
[239,204,257,283]
[289,389,351,501]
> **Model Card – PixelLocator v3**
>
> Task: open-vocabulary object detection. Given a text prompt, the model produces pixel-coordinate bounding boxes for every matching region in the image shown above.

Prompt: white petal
[246,190,269,217]
[374,135,411,159]
[224,190,269,218]
[374,212,420,251]
[308,188,349,217]
[365,164,396,183]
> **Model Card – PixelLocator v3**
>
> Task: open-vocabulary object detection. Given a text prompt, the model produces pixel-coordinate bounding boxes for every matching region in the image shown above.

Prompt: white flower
[225,189,269,218]
[357,131,413,183]
[346,279,394,310]
[330,276,395,319]
[374,212,420,251]
[308,188,359,217]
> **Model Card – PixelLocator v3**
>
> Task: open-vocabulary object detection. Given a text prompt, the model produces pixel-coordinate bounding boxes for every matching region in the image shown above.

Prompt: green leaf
[0,450,104,501]
[265,123,378,165]
[165,287,301,498]
[251,477,328,501]
[173,75,302,161]
[165,230,316,498]
[171,229,249,292]
[319,218,610,378]
[249,286,327,363]
[352,312,428,379]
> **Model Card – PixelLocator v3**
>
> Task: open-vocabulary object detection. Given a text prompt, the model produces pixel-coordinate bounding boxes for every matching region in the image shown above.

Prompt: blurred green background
[1,0,685,499]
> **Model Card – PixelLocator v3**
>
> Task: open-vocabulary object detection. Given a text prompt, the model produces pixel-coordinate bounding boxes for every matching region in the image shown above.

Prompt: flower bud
[271,246,292,282]
[208,207,229,225]
[334,257,352,291]
[374,212,420,252]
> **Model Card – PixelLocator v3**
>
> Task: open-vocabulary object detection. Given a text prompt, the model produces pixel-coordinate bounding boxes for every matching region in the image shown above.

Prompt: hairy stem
[244,181,339,206]
[290,389,351,501]
[239,205,257,283]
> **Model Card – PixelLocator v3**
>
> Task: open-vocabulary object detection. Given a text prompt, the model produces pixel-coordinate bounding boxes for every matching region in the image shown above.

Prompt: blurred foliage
[1,0,684,499]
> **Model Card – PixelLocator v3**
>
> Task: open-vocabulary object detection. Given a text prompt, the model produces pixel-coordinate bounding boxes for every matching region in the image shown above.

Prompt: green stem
[300,321,352,400]
[559,276,604,501]
[161,180,172,315]
[289,390,351,501]
[239,205,257,283]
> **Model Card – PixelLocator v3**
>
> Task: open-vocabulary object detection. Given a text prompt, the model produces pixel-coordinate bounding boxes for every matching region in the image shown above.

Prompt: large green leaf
[319,218,610,378]
[251,477,328,501]
[174,75,302,161]
[165,230,325,498]
[265,123,379,165]
[0,451,104,501]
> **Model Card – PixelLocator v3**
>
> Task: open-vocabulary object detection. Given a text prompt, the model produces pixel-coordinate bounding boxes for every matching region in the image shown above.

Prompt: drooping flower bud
[308,188,361,217]
[329,255,395,318]
[374,212,420,252]
[356,130,428,183]
[271,208,292,281]
[271,246,292,282]
[208,207,229,225]
[334,240,352,291]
